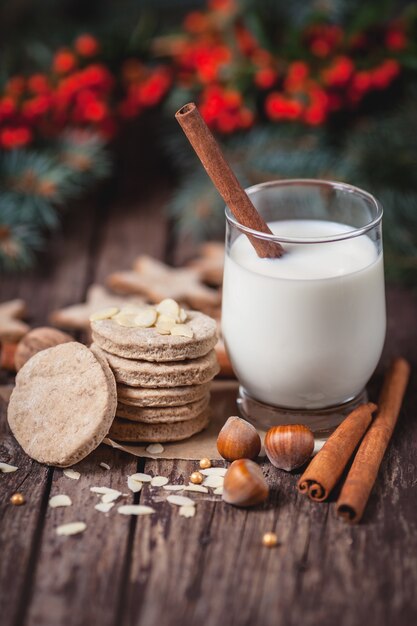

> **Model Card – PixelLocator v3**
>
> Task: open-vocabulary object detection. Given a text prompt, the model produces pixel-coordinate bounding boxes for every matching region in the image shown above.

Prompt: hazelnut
[15,327,73,371]
[217,416,261,462]
[264,424,314,471]
[222,459,269,507]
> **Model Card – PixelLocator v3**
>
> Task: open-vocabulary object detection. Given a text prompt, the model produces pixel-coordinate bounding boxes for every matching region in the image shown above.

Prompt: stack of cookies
[90,299,219,443]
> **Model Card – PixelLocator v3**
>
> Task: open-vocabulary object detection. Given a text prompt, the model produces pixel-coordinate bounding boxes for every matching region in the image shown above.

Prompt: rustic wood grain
[0,175,416,626]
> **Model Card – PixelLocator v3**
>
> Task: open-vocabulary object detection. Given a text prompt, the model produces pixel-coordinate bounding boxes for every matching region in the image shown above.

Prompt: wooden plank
[0,195,99,326]
[19,170,171,625]
[0,196,101,626]
[119,289,417,626]
[0,397,51,626]
[22,446,141,626]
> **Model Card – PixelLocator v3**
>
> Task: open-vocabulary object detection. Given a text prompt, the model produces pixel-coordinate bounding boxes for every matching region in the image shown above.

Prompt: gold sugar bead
[190,471,203,485]
[10,493,25,506]
[262,532,278,548]
[199,458,211,469]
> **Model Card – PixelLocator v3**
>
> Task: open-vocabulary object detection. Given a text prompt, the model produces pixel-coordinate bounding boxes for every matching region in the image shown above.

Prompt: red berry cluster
[0,34,171,149]
[169,3,409,132]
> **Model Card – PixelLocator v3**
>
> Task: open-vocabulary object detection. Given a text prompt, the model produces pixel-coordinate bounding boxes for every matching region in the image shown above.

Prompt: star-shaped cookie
[107,255,221,310]
[0,299,30,341]
[187,242,224,287]
[49,284,146,331]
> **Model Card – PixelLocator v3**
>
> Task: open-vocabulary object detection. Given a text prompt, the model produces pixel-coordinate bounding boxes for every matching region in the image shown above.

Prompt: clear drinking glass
[222,179,386,434]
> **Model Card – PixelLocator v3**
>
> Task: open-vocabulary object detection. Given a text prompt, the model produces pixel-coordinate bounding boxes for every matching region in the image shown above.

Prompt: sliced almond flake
[162,484,184,491]
[118,505,155,516]
[56,522,86,536]
[203,475,224,489]
[151,476,169,487]
[167,495,195,507]
[179,505,196,518]
[156,298,180,319]
[0,462,18,473]
[101,491,122,503]
[170,324,193,338]
[49,494,72,508]
[114,312,138,327]
[156,315,176,331]
[156,328,170,335]
[63,469,80,480]
[89,307,119,322]
[100,462,111,470]
[184,484,209,493]
[178,308,187,323]
[135,307,157,328]
[213,486,223,495]
[90,486,120,496]
[95,502,114,513]
[200,467,227,476]
[127,476,143,493]
[146,443,164,454]
[129,472,152,483]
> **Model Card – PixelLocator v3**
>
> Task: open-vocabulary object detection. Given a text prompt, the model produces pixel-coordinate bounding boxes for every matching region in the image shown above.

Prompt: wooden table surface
[1,155,416,626]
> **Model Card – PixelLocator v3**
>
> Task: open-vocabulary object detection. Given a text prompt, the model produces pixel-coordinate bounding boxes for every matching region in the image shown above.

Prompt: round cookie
[92,345,220,387]
[91,310,217,362]
[116,394,210,423]
[7,342,117,467]
[117,381,211,407]
[109,409,210,442]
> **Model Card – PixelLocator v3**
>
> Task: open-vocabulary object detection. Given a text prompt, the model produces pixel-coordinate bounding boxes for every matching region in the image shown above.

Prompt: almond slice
[156,314,176,331]
[127,476,143,493]
[167,495,195,507]
[49,494,72,508]
[213,486,223,495]
[178,308,187,323]
[89,307,119,322]
[135,307,157,328]
[0,462,18,473]
[146,443,164,454]
[129,473,152,482]
[63,469,80,480]
[113,312,137,327]
[179,505,196,518]
[95,502,114,513]
[56,522,86,536]
[202,475,224,489]
[90,486,120,495]
[118,505,155,516]
[163,484,184,491]
[170,324,193,338]
[150,476,169,487]
[156,299,180,319]
[101,491,122,503]
[100,462,111,470]
[184,484,209,493]
[156,328,170,335]
[200,467,227,476]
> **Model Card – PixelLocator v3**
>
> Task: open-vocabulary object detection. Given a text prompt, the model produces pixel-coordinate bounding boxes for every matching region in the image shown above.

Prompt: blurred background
[0,0,416,282]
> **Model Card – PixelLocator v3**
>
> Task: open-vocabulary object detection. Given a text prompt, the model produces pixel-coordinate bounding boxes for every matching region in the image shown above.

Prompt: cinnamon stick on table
[175,103,284,259]
[336,357,410,524]
[298,402,377,502]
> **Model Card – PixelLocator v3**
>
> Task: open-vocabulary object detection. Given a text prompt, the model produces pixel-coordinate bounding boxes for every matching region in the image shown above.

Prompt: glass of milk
[222,179,386,433]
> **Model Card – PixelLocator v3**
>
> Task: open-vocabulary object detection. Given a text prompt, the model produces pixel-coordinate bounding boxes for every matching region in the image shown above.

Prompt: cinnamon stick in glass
[175,103,284,259]
[298,402,377,501]
[336,357,410,524]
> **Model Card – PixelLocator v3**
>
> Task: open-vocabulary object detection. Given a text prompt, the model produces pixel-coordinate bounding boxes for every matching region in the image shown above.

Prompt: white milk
[222,220,386,409]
